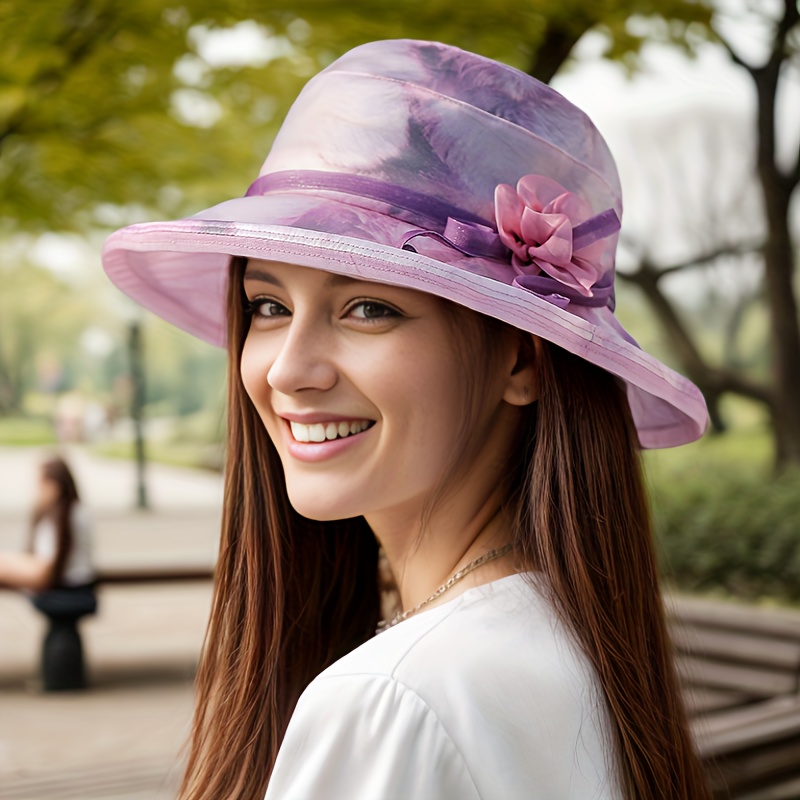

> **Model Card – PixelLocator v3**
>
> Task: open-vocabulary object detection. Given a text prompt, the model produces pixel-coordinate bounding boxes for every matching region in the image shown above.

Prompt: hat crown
[261,40,621,226]
[101,39,708,447]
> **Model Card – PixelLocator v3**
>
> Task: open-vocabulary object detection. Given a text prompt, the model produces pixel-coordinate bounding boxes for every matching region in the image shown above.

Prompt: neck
[367,481,516,616]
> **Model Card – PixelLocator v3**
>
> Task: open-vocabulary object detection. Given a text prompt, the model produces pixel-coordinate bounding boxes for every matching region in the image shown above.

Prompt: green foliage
[0,239,226,419]
[645,419,799,601]
[1,0,713,233]
[140,317,227,415]
[654,468,800,602]
[0,252,102,412]
[0,0,282,230]
[0,416,57,446]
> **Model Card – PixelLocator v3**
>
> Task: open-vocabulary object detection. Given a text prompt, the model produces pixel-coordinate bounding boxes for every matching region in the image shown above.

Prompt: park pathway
[0,446,222,799]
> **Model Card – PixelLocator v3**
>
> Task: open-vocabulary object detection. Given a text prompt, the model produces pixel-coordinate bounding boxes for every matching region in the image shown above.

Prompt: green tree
[0,0,712,230]
[0,254,98,412]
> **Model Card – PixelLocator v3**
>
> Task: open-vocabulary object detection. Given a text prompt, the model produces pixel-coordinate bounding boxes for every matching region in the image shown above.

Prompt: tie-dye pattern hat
[102,38,707,449]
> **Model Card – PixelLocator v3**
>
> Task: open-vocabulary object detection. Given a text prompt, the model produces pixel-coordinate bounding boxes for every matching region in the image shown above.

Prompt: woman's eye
[348,301,400,320]
[247,298,290,318]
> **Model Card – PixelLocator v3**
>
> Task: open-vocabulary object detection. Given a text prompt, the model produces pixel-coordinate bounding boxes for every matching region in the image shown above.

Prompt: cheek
[387,359,468,463]
[239,336,284,444]
[240,335,269,408]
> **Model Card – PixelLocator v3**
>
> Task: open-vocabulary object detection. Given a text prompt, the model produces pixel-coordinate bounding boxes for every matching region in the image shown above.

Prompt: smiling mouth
[289,420,375,443]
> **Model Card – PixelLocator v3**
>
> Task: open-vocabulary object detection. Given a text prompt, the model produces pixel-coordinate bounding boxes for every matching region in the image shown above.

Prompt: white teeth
[290,421,310,442]
[289,419,372,443]
[309,423,326,443]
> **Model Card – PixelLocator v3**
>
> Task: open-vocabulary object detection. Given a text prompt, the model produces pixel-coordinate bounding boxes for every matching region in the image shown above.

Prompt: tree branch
[618,240,763,282]
[714,31,754,73]
[619,259,774,426]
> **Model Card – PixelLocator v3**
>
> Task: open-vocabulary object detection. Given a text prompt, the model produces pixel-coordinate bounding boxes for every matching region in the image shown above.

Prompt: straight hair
[29,456,80,588]
[178,257,709,800]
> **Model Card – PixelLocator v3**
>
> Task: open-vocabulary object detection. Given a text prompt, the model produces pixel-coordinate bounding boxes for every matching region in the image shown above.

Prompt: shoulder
[325,573,590,702]
[277,575,619,799]
[269,669,480,799]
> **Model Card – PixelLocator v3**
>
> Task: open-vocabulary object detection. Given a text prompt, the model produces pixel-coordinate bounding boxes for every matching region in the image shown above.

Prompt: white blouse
[265,573,621,799]
[32,502,94,587]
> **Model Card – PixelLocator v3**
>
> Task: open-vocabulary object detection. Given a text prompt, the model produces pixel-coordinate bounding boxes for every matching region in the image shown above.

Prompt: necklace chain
[376,544,513,634]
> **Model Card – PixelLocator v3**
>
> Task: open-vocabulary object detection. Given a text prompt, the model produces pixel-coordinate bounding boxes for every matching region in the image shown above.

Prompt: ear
[502,333,540,406]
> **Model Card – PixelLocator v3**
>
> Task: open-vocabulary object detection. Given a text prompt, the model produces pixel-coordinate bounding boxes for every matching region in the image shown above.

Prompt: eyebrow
[243,269,282,287]
[243,269,362,290]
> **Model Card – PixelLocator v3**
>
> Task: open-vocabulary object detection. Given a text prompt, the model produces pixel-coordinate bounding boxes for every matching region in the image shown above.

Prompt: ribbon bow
[401,174,619,308]
[494,174,619,299]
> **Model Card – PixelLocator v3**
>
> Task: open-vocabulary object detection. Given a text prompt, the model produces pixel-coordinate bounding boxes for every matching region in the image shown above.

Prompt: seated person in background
[0,455,94,592]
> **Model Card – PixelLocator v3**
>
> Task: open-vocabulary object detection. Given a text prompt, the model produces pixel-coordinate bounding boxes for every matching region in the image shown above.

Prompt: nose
[265,312,339,395]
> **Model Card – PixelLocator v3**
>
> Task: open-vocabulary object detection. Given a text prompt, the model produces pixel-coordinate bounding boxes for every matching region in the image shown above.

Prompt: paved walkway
[0,446,223,800]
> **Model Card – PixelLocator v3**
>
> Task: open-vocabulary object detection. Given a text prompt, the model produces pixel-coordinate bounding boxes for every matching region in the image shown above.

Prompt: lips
[288,419,374,443]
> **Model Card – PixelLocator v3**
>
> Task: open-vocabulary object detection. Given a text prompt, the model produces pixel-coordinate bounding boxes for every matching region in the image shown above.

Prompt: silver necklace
[376,544,513,634]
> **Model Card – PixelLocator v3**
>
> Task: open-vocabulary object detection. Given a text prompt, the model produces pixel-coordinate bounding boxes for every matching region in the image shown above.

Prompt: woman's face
[240,260,526,524]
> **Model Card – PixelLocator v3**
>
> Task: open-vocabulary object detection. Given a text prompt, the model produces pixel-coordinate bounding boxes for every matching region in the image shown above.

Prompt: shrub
[652,469,800,601]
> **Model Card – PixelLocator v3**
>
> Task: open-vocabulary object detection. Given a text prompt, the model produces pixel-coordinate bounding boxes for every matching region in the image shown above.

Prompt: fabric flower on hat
[495,174,605,298]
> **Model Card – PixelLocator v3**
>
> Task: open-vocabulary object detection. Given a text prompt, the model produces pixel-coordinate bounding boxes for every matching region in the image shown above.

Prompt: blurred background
[0,0,798,798]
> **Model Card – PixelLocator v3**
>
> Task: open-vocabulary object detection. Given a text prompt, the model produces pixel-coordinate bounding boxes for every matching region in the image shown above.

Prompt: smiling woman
[101,39,711,800]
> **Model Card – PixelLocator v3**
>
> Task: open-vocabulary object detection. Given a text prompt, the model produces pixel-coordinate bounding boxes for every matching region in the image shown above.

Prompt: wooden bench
[96,565,214,585]
[17,565,215,691]
[668,595,800,799]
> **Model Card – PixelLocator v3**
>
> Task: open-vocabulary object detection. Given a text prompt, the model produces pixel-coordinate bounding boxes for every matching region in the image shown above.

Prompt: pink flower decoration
[494,174,604,298]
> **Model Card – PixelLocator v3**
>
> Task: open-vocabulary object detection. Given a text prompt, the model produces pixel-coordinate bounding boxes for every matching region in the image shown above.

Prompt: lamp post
[127,317,148,510]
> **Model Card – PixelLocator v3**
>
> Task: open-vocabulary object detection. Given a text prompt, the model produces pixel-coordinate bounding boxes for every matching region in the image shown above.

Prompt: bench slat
[708,738,800,796]
[676,656,798,698]
[667,596,800,640]
[737,773,800,800]
[95,567,214,584]
[682,686,753,716]
[671,624,800,672]
[692,697,800,756]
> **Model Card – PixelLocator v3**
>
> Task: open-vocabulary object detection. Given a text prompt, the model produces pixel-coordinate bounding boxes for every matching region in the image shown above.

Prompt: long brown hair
[179,257,709,799]
[29,456,80,588]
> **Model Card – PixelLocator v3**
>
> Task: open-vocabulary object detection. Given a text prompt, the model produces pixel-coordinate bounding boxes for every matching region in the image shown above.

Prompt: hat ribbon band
[399,208,620,263]
[246,169,618,310]
[246,170,491,227]
[512,273,615,309]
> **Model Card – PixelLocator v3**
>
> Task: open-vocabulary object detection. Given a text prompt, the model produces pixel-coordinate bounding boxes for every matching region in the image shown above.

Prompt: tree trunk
[759,172,800,466]
[750,0,800,467]
[526,18,588,84]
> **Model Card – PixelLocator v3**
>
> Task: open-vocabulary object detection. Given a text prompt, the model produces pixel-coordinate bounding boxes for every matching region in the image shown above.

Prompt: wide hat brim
[102,190,707,450]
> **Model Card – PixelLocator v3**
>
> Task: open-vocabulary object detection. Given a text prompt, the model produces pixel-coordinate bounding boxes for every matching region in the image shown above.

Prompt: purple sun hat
[102,38,708,449]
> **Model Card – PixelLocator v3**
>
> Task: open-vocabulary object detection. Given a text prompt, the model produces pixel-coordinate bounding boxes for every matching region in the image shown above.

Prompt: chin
[285,487,362,523]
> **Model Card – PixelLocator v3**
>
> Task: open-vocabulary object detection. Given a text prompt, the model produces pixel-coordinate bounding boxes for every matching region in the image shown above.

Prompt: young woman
[103,40,711,799]
[0,455,93,592]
